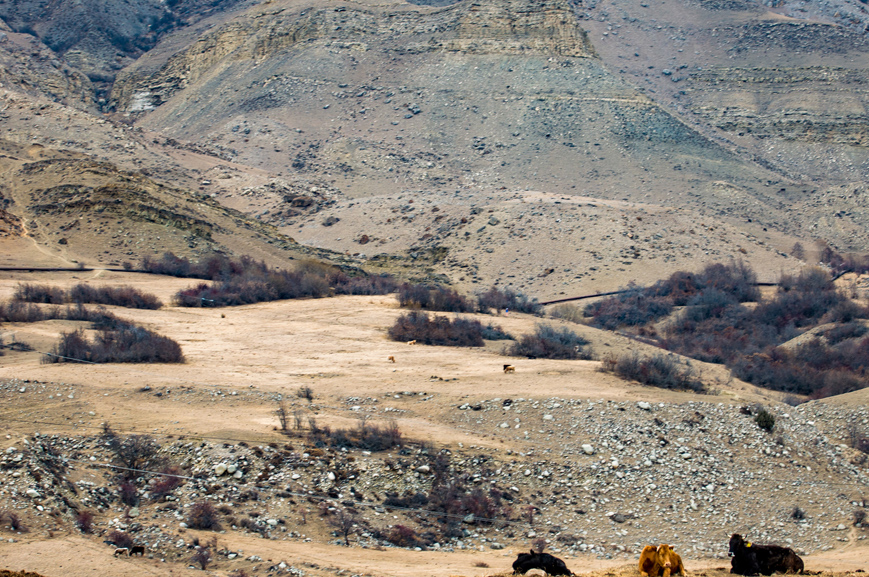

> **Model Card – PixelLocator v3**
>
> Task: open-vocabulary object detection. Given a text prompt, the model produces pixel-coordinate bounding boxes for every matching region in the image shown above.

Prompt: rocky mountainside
[0,0,866,293]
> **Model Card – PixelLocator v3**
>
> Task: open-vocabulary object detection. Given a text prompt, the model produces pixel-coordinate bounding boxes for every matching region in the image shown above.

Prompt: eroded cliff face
[110,0,596,112]
[0,25,94,108]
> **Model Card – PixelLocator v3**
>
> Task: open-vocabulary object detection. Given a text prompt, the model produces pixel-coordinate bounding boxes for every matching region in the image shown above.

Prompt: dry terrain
[0,266,867,577]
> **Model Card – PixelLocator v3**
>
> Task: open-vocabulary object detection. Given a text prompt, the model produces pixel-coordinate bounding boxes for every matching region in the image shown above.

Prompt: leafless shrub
[119,481,138,506]
[276,400,290,432]
[388,311,484,347]
[532,537,547,554]
[186,501,221,530]
[508,323,592,359]
[297,386,314,402]
[75,510,94,533]
[329,508,358,546]
[791,506,806,520]
[108,529,134,549]
[1,510,27,532]
[854,509,866,526]
[150,467,184,500]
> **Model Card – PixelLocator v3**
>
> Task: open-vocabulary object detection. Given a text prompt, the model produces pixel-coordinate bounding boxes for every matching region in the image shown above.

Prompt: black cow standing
[729,534,804,575]
[512,550,572,576]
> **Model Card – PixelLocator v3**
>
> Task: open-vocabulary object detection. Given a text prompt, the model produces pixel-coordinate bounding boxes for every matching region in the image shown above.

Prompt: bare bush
[602,353,706,393]
[388,311,484,347]
[75,510,94,533]
[187,501,221,530]
[397,283,475,313]
[108,529,134,549]
[508,323,592,359]
[386,524,420,548]
[15,283,162,309]
[477,286,542,315]
[150,467,184,500]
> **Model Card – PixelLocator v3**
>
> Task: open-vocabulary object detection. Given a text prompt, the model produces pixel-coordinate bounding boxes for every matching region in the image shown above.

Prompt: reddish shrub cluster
[397,283,475,312]
[186,501,221,530]
[388,311,484,347]
[508,323,592,359]
[585,262,759,330]
[591,263,869,398]
[477,286,542,314]
[150,468,184,500]
[141,252,397,307]
[14,283,162,309]
[44,324,184,364]
[107,530,134,549]
[601,353,706,393]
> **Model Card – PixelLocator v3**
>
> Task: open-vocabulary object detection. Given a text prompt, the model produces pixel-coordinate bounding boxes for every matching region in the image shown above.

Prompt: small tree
[109,434,164,477]
[328,508,357,546]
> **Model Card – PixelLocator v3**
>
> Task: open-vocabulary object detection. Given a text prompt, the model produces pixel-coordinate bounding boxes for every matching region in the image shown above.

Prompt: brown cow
[639,544,687,577]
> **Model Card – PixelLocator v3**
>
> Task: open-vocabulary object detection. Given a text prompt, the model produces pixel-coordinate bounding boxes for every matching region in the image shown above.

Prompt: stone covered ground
[0,377,866,576]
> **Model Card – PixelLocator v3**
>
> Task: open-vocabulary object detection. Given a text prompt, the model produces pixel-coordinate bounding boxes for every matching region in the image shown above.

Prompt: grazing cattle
[729,534,803,575]
[638,544,687,577]
[504,364,516,373]
[388,355,395,363]
[129,545,145,556]
[512,550,572,576]
[113,548,129,557]
[407,340,417,345]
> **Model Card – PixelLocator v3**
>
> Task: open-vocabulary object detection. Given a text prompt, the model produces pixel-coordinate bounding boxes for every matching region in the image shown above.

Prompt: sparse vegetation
[586,263,869,399]
[14,283,162,309]
[108,530,134,549]
[791,506,806,521]
[308,418,402,452]
[388,311,484,347]
[397,283,475,313]
[507,323,592,359]
[1,510,26,533]
[187,501,221,530]
[75,510,94,533]
[854,509,867,526]
[600,353,706,393]
[754,408,776,432]
[477,286,542,315]
[140,252,397,307]
[548,303,585,324]
[35,306,184,364]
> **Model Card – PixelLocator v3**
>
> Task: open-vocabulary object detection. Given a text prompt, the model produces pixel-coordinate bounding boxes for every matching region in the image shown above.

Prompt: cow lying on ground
[729,534,803,575]
[512,550,572,576]
[638,544,687,577]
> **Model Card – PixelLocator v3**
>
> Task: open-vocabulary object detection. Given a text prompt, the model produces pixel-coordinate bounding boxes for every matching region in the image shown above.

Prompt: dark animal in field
[513,550,572,576]
[729,534,803,575]
[129,545,145,556]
